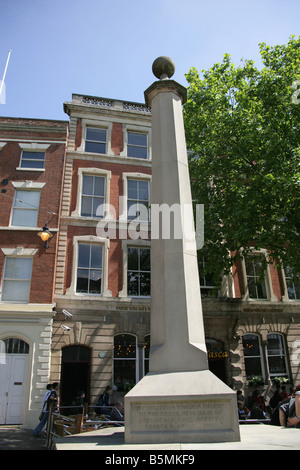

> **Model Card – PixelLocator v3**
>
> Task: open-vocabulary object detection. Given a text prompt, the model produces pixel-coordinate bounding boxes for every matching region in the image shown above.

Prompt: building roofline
[63,93,151,117]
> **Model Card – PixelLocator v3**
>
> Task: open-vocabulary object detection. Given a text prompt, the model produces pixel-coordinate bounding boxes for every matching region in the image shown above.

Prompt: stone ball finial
[152,56,175,80]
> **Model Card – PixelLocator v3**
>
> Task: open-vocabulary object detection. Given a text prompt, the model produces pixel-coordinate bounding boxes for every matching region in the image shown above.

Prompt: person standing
[32,384,53,437]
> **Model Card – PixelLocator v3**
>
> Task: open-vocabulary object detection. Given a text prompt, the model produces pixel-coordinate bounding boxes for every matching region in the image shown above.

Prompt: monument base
[125,369,240,444]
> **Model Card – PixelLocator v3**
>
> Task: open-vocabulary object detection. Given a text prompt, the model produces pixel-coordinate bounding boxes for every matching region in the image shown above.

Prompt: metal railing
[45,404,124,450]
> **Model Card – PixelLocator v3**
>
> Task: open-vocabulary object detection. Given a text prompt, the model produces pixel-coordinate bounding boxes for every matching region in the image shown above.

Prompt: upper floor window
[199,256,216,298]
[81,174,105,218]
[127,132,148,159]
[284,266,300,300]
[20,150,45,169]
[76,244,103,295]
[85,127,107,154]
[11,190,40,227]
[127,247,151,297]
[127,179,150,221]
[1,257,33,302]
[245,256,267,300]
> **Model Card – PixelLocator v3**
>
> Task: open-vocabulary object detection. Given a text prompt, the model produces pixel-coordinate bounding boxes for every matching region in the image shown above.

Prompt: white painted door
[0,354,29,424]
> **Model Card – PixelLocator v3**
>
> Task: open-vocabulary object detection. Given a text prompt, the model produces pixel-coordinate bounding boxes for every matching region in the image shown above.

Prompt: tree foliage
[184,36,300,288]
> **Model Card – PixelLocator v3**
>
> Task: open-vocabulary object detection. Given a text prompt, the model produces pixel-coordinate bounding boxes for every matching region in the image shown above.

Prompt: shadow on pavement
[0,426,47,450]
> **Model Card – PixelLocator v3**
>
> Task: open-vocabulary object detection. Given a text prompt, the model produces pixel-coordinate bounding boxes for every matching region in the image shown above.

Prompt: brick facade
[0,117,68,427]
[0,98,299,426]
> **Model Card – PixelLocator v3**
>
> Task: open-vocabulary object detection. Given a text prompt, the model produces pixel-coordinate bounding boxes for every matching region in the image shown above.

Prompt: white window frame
[76,120,112,155]
[241,249,278,301]
[143,334,150,377]
[0,248,37,303]
[17,143,49,172]
[118,240,151,298]
[16,142,50,172]
[71,168,112,219]
[281,265,300,301]
[199,255,216,297]
[242,333,266,381]
[127,131,148,159]
[85,127,107,154]
[66,235,111,298]
[120,125,151,161]
[113,333,139,385]
[266,333,289,379]
[10,181,45,228]
[120,172,151,223]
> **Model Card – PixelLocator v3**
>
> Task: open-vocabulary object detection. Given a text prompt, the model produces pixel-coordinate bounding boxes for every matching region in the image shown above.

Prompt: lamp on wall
[38,224,53,248]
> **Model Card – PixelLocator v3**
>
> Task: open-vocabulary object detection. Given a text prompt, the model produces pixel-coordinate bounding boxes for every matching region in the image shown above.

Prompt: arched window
[113,334,137,388]
[2,338,29,354]
[267,333,288,378]
[242,334,264,379]
[206,338,227,383]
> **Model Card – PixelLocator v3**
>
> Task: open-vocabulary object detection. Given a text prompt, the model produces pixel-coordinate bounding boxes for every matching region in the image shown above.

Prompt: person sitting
[237,401,249,420]
[110,401,124,424]
[248,401,267,420]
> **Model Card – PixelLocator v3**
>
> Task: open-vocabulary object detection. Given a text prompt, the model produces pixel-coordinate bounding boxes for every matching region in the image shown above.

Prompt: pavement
[0,423,299,451]
[0,425,47,450]
[53,424,300,451]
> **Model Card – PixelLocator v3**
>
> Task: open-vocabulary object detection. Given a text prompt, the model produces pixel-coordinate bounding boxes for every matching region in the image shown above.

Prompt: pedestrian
[48,382,59,413]
[32,383,53,437]
[96,385,112,417]
[279,384,300,428]
[71,390,85,414]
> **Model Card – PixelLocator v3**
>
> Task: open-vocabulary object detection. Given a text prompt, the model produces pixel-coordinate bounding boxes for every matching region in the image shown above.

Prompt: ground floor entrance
[60,345,91,409]
[0,338,29,425]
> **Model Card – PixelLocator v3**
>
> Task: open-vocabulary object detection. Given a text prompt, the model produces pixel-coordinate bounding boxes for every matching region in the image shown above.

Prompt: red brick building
[49,93,300,412]
[0,117,68,427]
[51,95,152,408]
[1,97,299,426]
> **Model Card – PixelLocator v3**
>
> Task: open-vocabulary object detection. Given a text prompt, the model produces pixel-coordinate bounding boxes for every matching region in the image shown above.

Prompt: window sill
[71,150,152,165]
[16,167,45,172]
[0,226,59,231]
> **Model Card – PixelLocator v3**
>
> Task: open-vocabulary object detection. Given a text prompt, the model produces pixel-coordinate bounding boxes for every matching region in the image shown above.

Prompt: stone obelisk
[124,57,240,444]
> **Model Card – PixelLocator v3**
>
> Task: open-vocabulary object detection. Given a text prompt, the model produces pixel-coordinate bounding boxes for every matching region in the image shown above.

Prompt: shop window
[267,333,288,378]
[143,335,150,375]
[242,334,264,378]
[113,334,137,389]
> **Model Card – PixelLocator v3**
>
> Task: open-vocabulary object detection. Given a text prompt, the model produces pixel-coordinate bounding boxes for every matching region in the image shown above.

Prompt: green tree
[184,35,300,289]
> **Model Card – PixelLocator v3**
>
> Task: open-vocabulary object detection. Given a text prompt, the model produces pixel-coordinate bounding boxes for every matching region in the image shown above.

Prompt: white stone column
[125,57,240,444]
[145,76,208,374]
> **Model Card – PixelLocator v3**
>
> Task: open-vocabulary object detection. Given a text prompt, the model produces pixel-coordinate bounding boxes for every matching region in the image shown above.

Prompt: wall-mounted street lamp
[38,224,53,248]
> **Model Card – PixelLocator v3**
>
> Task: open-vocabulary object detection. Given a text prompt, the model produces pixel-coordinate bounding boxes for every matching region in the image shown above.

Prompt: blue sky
[0,0,299,120]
